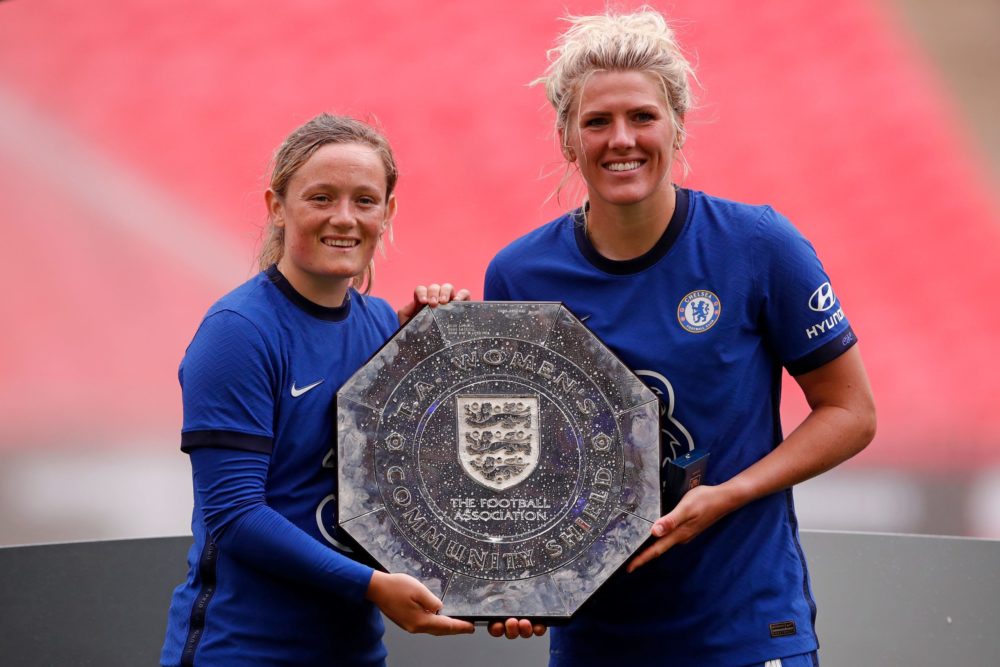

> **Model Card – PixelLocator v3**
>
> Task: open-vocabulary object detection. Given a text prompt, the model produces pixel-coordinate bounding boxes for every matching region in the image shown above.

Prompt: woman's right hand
[366,571,475,636]
[397,283,471,326]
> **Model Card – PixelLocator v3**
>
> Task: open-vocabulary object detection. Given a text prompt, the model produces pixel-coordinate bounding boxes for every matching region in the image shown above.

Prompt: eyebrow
[580,104,662,114]
[300,182,384,194]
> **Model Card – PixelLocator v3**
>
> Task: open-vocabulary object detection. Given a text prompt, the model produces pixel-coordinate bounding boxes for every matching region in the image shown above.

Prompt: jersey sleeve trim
[181,429,273,454]
[785,326,858,376]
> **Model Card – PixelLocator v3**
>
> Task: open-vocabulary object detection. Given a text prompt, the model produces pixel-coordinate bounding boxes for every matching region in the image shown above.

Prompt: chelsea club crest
[677,290,721,333]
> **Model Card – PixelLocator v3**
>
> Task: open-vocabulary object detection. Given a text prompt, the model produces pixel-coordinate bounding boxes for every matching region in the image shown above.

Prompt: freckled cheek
[362,215,387,239]
[285,229,321,259]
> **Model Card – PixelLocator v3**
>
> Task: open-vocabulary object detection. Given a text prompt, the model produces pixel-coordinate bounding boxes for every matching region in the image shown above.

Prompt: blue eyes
[582,113,658,128]
[308,194,379,206]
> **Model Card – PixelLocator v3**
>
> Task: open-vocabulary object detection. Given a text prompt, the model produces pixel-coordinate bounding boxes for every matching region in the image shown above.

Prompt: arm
[184,312,472,635]
[193,447,372,598]
[193,447,474,635]
[627,345,876,571]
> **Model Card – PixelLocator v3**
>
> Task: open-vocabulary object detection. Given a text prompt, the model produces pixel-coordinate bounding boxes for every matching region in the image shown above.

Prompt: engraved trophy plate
[337,302,660,620]
[456,395,538,491]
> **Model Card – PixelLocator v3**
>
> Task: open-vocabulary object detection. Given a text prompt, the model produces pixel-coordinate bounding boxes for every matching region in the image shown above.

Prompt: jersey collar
[265,264,352,322]
[573,187,689,275]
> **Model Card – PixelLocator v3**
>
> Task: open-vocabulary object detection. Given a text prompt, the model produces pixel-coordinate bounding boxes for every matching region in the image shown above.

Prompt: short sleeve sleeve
[375,295,401,334]
[484,259,512,301]
[180,310,276,453]
[752,208,857,376]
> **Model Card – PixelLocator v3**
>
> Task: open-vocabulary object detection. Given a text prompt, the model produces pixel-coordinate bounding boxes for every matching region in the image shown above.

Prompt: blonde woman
[485,9,875,666]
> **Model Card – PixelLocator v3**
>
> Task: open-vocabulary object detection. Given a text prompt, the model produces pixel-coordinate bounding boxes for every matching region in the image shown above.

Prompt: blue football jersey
[485,188,855,666]
[161,266,399,667]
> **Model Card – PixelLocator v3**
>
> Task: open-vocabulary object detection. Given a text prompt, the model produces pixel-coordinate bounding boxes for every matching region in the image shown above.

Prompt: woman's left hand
[397,283,471,325]
[625,483,739,572]
[487,618,547,639]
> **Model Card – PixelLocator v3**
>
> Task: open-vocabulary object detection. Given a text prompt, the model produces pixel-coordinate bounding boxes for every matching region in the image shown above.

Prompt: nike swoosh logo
[290,379,324,397]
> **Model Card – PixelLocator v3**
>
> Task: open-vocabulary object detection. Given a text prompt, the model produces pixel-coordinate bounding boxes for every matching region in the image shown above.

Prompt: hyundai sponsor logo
[805,308,845,339]
[808,282,837,312]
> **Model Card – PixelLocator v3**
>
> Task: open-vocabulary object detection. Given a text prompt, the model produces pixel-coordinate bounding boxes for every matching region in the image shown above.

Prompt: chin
[302,262,360,282]
[600,191,654,207]
[328,266,366,281]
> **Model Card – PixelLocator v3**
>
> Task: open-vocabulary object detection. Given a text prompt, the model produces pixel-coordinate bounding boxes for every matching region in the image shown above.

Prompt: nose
[608,118,635,150]
[328,200,354,226]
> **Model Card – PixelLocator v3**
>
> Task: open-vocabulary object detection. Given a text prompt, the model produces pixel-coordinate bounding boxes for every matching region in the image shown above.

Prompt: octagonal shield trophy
[336,302,660,621]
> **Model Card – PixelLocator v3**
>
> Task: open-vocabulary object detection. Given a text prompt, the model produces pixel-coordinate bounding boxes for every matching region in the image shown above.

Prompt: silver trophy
[336,302,660,620]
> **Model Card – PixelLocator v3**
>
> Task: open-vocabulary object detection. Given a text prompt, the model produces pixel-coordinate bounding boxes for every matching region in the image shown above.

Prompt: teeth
[323,239,358,248]
[606,161,641,172]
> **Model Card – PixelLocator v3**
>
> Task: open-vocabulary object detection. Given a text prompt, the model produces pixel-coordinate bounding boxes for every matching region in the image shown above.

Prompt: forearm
[191,447,373,603]
[220,502,373,601]
[723,346,876,509]
[721,399,876,510]
[629,347,876,571]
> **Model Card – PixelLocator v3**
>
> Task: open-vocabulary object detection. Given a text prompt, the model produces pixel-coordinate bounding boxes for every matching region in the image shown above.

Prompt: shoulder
[685,189,810,262]
[352,292,397,328]
[350,289,399,338]
[489,211,578,269]
[485,212,579,299]
[184,273,282,364]
[203,271,279,328]
[686,189,781,233]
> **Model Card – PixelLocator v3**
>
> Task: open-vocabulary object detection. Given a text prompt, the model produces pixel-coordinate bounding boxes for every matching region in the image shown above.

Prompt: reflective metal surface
[337,302,660,619]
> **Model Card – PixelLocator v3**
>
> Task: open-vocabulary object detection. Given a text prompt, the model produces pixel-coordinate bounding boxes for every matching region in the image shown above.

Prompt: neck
[276,259,350,308]
[585,186,676,261]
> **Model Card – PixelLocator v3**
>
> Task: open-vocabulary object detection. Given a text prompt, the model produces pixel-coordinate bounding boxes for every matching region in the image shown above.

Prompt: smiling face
[267,142,395,307]
[562,69,679,212]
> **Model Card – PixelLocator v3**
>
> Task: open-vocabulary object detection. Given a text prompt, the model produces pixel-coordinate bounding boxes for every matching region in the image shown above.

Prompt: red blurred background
[1,0,998,543]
